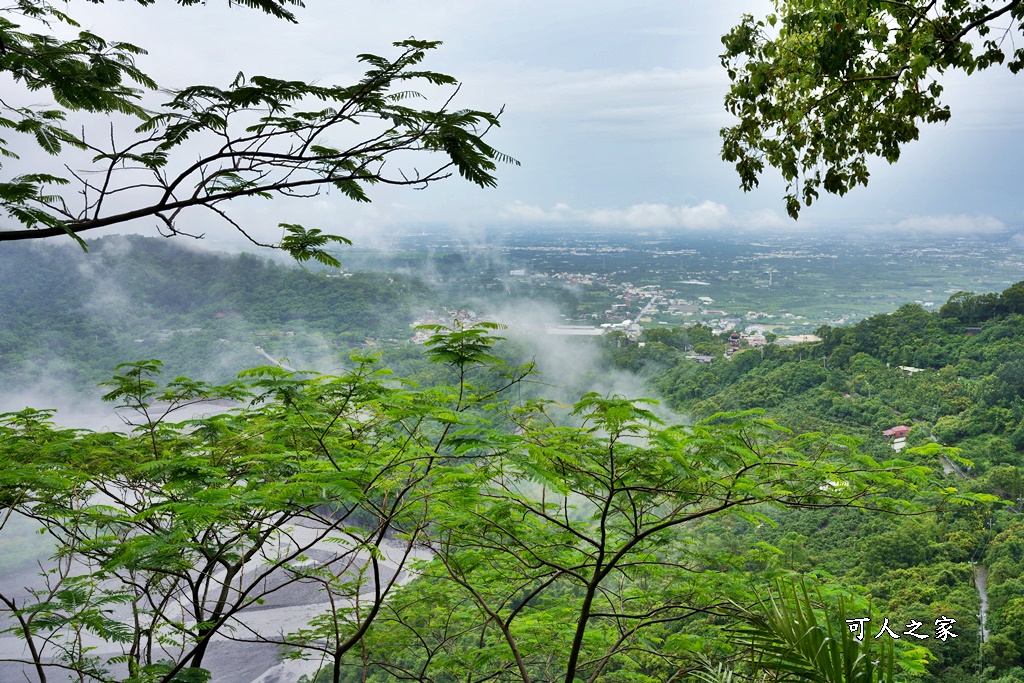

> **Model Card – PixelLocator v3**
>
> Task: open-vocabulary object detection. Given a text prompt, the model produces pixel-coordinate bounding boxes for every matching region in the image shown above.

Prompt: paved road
[939,454,969,478]
[975,564,990,643]
[636,295,657,319]
[254,346,298,373]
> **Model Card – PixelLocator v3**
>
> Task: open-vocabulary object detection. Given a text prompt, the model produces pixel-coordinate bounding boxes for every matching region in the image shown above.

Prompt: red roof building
[882,425,911,439]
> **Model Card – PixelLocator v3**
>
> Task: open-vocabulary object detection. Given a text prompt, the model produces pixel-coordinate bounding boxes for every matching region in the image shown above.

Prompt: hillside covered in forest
[600,282,1024,682]
[0,237,431,391]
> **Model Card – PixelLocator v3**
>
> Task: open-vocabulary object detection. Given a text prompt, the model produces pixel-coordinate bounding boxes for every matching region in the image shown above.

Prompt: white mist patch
[487,300,686,425]
[0,364,119,429]
[893,213,1007,236]
[0,381,231,433]
[77,237,135,319]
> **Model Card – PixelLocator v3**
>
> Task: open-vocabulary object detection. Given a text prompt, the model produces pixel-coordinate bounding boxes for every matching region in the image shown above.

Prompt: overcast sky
[59,1,1024,244]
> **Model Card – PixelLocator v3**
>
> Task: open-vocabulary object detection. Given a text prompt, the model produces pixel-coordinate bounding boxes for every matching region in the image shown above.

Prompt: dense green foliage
[939,285,1024,325]
[721,0,1024,217]
[602,282,1024,681]
[1,323,972,683]
[4,237,1022,681]
[729,579,912,683]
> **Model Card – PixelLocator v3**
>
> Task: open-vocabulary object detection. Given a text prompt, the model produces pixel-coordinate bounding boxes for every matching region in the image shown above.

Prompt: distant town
[372,228,1024,340]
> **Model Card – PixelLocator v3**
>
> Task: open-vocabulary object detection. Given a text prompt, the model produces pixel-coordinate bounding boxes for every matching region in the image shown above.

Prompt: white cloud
[500,201,574,222]
[498,201,822,232]
[738,208,788,230]
[25,0,1022,236]
[587,201,730,229]
[894,213,1007,235]
[500,200,732,229]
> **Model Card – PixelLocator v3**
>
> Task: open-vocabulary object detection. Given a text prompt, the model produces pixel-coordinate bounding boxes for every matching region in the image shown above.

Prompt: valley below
[3,230,1024,683]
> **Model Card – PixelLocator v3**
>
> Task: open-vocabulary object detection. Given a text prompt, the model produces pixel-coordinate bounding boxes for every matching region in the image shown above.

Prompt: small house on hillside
[882,425,911,440]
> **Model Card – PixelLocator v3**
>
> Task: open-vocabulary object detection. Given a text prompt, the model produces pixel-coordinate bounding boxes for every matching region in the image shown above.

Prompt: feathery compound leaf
[278,223,351,268]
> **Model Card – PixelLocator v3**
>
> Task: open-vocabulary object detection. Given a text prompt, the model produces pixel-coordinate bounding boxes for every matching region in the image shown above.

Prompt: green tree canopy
[721,0,1024,218]
[1,324,981,683]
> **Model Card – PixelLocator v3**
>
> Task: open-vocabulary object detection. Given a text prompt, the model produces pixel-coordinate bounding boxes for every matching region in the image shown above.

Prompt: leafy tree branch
[721,0,1024,218]
[0,2,516,257]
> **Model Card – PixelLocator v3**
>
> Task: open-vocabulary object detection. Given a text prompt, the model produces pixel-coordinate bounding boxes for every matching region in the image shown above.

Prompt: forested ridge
[0,236,431,389]
[601,282,1024,682]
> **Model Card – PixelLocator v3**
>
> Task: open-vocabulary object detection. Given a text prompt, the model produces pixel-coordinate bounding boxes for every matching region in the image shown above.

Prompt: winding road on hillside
[255,346,298,373]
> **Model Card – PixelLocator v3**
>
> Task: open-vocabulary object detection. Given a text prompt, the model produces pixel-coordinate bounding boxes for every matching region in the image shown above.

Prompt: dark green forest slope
[0,237,431,390]
[602,283,1024,682]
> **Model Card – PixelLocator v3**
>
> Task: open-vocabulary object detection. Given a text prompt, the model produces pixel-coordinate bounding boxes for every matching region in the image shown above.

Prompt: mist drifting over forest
[5,0,1024,679]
